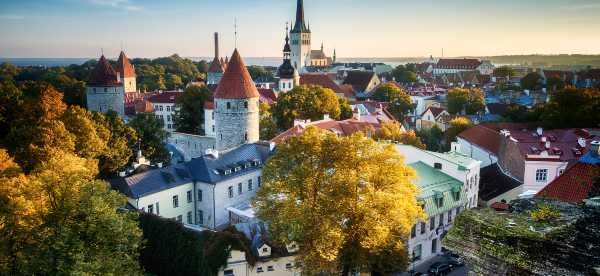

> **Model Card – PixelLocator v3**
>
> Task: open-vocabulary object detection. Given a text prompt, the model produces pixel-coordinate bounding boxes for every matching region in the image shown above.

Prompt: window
[156,202,160,215]
[411,224,416,238]
[435,196,444,208]
[238,183,243,195]
[286,263,293,270]
[430,216,435,231]
[453,189,461,201]
[248,179,253,191]
[172,195,179,208]
[258,176,262,187]
[197,189,203,202]
[227,102,231,109]
[439,213,444,227]
[535,169,548,182]
[420,221,426,234]
[256,267,264,273]
[244,132,248,141]
[244,101,248,108]
[228,186,233,198]
[166,106,170,112]
[167,115,171,122]
[187,190,192,203]
[262,247,269,253]
[224,269,234,276]
[267,266,274,271]
[159,105,163,111]
[177,215,182,222]
[197,210,204,225]
[147,204,153,214]
[187,211,192,224]
[432,238,438,253]
[412,244,422,261]
[448,210,452,223]
[167,124,172,129]
[434,163,442,170]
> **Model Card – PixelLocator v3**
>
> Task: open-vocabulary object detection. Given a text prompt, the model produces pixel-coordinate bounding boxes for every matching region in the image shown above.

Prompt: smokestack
[214,32,219,59]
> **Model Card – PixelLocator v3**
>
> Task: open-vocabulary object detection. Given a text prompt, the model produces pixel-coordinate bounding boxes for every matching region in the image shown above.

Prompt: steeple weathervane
[291,0,309,33]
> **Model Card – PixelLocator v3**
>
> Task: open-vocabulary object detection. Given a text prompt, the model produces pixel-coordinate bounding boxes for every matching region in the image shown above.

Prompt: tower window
[227,102,231,109]
[245,132,248,141]
[244,101,248,108]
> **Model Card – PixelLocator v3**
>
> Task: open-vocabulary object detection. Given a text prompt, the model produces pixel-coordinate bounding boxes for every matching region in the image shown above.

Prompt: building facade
[147,91,182,132]
[207,32,226,85]
[86,54,125,118]
[277,26,299,93]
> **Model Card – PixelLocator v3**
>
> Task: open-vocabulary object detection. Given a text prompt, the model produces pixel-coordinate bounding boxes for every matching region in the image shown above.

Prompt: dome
[278,59,296,79]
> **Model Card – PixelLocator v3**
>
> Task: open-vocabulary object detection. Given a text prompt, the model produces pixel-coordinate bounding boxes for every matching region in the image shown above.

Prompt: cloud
[88,0,142,12]
[0,14,25,20]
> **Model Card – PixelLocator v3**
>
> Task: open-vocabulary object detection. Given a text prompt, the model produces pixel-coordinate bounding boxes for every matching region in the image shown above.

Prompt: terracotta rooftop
[270,118,380,145]
[115,51,136,78]
[147,91,183,104]
[88,55,121,87]
[258,88,277,104]
[535,162,598,203]
[214,49,260,99]
[458,124,503,155]
[300,73,346,95]
[435,58,482,69]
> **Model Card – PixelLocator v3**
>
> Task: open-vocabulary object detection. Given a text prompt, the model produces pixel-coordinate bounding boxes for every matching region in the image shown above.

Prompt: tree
[271,85,343,130]
[129,113,170,163]
[338,97,353,120]
[0,63,20,81]
[447,88,484,115]
[372,121,425,149]
[391,65,417,83]
[173,85,212,134]
[0,151,143,275]
[521,72,542,90]
[493,66,515,78]
[541,88,600,128]
[246,66,275,82]
[372,83,403,102]
[60,105,110,159]
[546,76,565,92]
[259,102,279,140]
[254,127,425,275]
[445,117,473,148]
[417,125,444,152]
[95,111,138,178]
[371,84,413,121]
[166,73,183,90]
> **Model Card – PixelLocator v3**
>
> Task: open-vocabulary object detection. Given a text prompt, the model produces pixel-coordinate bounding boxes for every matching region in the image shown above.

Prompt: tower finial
[101,48,104,56]
[120,41,123,52]
[234,18,238,49]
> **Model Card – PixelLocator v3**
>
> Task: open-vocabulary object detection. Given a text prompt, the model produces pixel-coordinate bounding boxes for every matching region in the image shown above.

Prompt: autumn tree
[521,72,542,90]
[417,125,444,152]
[0,151,143,275]
[541,88,600,128]
[95,111,138,178]
[129,112,170,163]
[371,83,414,121]
[372,121,425,149]
[493,66,515,78]
[259,102,279,140]
[60,105,110,159]
[254,127,425,275]
[271,85,343,130]
[173,84,212,134]
[447,88,485,115]
[445,117,473,147]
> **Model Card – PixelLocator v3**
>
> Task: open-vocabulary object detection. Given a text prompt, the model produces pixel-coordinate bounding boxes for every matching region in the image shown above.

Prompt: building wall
[152,102,177,132]
[121,76,137,93]
[86,85,125,118]
[130,183,195,224]
[207,72,223,85]
[290,32,311,73]
[522,160,567,193]
[498,138,525,183]
[279,78,294,93]
[457,137,498,168]
[205,108,215,137]
[168,132,216,161]
[219,250,299,276]
[215,97,260,151]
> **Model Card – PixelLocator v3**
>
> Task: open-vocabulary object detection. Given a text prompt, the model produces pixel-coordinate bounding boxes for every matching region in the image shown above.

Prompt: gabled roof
[479,164,522,202]
[258,88,277,104]
[300,73,344,94]
[147,91,182,104]
[435,58,482,70]
[457,124,502,155]
[422,106,447,118]
[270,118,380,145]
[115,51,136,78]
[88,55,121,87]
[214,49,260,99]
[208,56,225,73]
[343,71,378,92]
[535,162,598,203]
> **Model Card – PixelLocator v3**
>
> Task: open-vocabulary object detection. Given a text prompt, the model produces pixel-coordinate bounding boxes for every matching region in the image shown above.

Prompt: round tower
[214,49,260,151]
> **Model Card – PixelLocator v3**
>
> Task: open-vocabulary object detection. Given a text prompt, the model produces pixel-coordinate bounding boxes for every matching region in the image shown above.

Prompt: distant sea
[0,57,424,68]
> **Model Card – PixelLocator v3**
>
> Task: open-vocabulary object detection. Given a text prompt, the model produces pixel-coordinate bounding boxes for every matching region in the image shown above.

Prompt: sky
[1,0,600,58]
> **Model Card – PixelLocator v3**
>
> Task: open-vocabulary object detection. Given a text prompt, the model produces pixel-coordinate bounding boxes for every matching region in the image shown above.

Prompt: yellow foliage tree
[372,121,426,149]
[254,127,425,275]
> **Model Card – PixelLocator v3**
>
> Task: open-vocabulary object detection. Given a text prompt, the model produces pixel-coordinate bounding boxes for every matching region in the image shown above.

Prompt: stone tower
[278,25,299,93]
[207,32,225,85]
[290,0,310,73]
[115,51,137,93]
[214,49,260,151]
[86,55,125,118]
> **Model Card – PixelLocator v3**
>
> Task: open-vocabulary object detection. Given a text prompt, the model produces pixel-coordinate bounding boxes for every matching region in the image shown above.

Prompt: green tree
[447,88,484,115]
[445,117,473,148]
[546,76,565,92]
[247,65,275,82]
[95,111,138,178]
[521,72,542,90]
[173,84,212,134]
[259,102,279,140]
[541,88,600,128]
[0,151,143,275]
[417,125,444,152]
[254,127,425,275]
[493,66,516,78]
[338,97,353,120]
[166,73,183,90]
[391,65,417,83]
[271,85,343,130]
[0,63,19,81]
[129,113,170,163]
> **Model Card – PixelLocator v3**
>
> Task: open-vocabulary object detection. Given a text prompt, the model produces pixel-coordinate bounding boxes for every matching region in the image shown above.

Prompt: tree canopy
[447,88,485,115]
[254,127,425,275]
[541,88,600,128]
[271,85,347,130]
[493,66,516,78]
[259,102,279,140]
[371,83,414,121]
[445,117,473,147]
[391,64,417,83]
[129,112,170,163]
[372,121,425,149]
[173,85,212,134]
[520,72,542,91]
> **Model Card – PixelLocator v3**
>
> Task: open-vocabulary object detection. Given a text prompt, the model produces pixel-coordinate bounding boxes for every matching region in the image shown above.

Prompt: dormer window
[262,247,268,253]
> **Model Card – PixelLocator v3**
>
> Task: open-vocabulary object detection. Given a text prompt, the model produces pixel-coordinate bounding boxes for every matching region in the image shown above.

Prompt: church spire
[291,0,309,33]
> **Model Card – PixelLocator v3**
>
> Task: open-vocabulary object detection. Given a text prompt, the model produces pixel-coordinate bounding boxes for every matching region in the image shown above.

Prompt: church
[289,0,334,73]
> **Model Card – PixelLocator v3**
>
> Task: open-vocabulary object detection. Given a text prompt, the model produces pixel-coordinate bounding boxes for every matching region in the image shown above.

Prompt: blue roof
[111,143,272,198]
[579,152,600,165]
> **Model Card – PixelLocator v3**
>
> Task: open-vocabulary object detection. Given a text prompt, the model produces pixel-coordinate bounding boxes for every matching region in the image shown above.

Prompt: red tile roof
[115,51,136,78]
[214,49,260,99]
[270,118,380,144]
[258,88,277,104]
[458,124,502,155]
[300,73,345,94]
[208,56,224,73]
[147,91,182,104]
[435,59,482,70]
[88,55,121,87]
[422,106,447,118]
[536,163,598,203]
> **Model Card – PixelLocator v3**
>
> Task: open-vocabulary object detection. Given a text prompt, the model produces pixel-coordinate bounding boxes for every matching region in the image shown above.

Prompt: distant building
[207,32,226,85]
[115,51,137,93]
[433,59,494,76]
[147,91,183,133]
[277,26,299,93]
[86,54,126,118]
[342,71,381,99]
[309,43,333,67]
[416,106,455,131]
[289,0,332,73]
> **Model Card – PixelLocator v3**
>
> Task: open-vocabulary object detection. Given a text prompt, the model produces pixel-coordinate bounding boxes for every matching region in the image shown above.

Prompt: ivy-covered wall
[443,199,600,276]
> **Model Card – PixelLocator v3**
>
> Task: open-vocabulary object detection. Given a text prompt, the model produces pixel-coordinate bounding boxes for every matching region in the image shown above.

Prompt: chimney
[214,32,219,59]
[451,142,461,153]
[536,127,543,136]
[323,114,330,120]
[591,141,600,157]
[119,171,126,177]
[578,137,587,148]
[157,162,163,168]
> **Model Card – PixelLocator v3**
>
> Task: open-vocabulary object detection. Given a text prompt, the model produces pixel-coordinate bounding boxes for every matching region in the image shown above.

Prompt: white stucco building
[147,91,182,133]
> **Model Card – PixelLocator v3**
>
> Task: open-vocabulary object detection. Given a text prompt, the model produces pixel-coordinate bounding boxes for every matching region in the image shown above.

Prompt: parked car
[443,251,465,267]
[428,262,452,276]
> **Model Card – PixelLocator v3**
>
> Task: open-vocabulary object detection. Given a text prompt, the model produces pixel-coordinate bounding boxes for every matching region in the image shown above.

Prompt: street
[395,255,469,276]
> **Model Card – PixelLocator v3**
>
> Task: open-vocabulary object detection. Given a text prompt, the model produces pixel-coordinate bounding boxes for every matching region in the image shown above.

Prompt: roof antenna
[234,17,238,49]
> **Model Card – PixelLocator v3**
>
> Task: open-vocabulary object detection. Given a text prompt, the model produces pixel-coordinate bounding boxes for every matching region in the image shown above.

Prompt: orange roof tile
[214,49,260,99]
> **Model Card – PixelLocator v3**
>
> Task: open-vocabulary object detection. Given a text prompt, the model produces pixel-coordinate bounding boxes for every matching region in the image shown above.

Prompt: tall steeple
[278,23,298,93]
[291,0,310,33]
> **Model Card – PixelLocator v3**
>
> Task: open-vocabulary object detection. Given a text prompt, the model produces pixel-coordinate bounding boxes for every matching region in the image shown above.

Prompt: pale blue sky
[1,0,600,58]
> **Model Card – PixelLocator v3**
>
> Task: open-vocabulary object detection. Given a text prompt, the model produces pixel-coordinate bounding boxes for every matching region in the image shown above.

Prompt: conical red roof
[88,55,121,87]
[214,49,259,99]
[208,56,224,73]
[115,51,136,78]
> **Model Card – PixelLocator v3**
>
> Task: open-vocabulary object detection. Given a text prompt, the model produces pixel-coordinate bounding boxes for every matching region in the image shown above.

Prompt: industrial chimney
[214,32,219,59]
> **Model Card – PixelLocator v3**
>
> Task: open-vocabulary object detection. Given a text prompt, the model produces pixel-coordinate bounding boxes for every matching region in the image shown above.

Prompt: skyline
[2,0,600,58]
